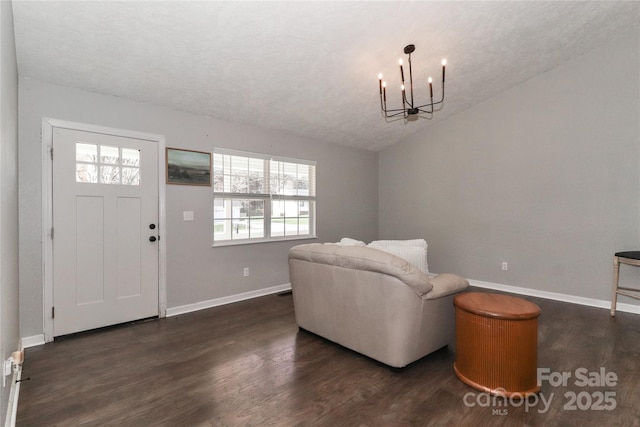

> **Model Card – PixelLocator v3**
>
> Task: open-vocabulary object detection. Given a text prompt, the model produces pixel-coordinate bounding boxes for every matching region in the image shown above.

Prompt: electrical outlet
[243,267,250,277]
[502,262,509,271]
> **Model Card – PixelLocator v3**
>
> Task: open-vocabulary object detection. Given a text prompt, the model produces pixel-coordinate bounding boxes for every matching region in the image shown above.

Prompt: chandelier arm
[402,88,406,114]
[383,88,443,114]
[414,98,444,114]
[414,100,444,111]
[405,97,414,109]
[382,110,407,118]
[383,93,444,116]
[409,54,414,107]
[380,102,401,117]
[414,86,445,110]
[382,107,408,114]
[382,115,408,123]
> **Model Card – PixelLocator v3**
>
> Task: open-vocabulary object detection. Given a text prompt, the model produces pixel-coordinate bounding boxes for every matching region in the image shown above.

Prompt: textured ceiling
[12,1,640,151]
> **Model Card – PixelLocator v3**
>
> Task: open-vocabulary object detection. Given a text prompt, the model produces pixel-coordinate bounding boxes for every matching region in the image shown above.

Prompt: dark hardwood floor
[16,288,640,426]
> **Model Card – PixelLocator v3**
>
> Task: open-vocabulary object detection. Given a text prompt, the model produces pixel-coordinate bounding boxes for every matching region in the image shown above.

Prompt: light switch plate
[183,211,194,221]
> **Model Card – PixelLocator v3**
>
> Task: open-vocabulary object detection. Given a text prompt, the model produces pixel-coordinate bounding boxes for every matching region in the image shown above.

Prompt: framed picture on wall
[166,148,211,186]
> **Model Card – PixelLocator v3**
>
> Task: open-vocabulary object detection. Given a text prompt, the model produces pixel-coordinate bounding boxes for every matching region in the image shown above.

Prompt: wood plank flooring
[16,288,640,426]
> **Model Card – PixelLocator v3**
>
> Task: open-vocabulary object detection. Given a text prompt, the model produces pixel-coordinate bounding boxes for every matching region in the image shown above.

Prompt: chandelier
[378,44,446,119]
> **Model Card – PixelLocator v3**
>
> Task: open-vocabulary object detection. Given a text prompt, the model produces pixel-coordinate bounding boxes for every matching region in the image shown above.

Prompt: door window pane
[76,143,97,162]
[122,168,140,186]
[76,164,97,183]
[100,146,119,164]
[122,148,140,166]
[100,165,120,184]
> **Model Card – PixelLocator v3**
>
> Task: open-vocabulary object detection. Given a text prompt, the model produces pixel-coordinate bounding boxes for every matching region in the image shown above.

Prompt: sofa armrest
[424,273,469,300]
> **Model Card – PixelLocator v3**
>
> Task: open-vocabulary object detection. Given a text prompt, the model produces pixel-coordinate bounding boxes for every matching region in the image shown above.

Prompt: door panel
[75,196,105,305]
[52,128,159,336]
[117,197,142,298]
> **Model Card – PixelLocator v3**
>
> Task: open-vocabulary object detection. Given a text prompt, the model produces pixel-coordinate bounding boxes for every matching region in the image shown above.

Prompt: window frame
[212,147,317,246]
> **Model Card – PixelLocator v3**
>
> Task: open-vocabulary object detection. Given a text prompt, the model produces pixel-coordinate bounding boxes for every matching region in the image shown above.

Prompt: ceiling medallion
[378,44,446,120]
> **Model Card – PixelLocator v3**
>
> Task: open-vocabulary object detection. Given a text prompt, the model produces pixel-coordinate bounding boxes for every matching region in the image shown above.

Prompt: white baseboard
[20,285,294,347]
[166,283,292,317]
[469,278,640,315]
[21,335,45,349]
[20,278,636,354]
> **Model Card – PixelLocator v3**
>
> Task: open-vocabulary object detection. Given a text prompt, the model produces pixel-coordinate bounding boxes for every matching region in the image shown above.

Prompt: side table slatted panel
[454,294,540,397]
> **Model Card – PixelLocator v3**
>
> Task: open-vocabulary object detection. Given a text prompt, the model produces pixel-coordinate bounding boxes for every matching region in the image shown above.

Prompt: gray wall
[379,36,640,304]
[19,78,378,337]
[0,0,20,421]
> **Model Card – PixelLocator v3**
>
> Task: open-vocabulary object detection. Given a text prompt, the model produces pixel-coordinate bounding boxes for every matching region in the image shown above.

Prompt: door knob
[149,236,157,242]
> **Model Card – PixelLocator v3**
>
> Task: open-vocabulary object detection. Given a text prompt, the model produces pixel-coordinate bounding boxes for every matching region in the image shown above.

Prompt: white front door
[52,127,159,336]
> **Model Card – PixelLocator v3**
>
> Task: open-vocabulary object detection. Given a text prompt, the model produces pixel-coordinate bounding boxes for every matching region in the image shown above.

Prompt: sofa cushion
[289,243,433,296]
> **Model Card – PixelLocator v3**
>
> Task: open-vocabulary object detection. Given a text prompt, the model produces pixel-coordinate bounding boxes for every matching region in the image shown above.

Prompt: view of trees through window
[75,143,140,185]
[213,149,315,244]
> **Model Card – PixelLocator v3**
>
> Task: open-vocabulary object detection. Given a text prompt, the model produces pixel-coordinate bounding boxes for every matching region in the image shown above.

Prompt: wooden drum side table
[453,292,541,397]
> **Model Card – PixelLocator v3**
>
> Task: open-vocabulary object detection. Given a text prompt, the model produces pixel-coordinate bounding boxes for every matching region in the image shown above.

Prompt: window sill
[212,235,318,248]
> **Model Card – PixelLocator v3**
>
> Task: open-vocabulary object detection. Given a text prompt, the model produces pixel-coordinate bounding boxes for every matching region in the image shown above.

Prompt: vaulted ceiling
[11,1,640,151]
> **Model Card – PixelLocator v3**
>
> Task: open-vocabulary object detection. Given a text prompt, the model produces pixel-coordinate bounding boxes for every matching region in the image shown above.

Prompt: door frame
[42,118,167,342]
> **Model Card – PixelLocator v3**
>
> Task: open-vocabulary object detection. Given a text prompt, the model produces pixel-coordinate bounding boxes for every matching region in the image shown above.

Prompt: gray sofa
[288,243,469,368]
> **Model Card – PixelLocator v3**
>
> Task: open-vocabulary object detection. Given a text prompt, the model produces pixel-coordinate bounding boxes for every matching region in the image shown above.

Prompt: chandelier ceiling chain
[378,44,446,120]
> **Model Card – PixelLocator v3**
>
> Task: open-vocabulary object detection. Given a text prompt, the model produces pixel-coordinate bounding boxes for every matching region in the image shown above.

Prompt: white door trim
[42,118,167,342]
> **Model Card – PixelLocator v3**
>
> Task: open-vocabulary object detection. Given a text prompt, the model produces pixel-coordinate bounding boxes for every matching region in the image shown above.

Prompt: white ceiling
[11,1,640,151]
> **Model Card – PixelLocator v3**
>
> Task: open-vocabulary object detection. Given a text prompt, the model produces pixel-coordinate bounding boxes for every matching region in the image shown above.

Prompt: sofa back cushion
[289,243,433,296]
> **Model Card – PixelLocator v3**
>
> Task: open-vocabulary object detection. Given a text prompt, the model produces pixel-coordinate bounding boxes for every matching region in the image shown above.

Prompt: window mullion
[265,158,271,238]
[265,196,272,239]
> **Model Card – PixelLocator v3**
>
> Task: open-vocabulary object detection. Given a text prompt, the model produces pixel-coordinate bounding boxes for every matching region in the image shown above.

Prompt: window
[213,148,316,245]
[76,142,140,185]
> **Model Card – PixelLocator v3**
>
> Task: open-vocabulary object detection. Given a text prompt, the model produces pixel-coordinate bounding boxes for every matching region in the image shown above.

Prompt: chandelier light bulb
[382,81,387,88]
[428,77,433,84]
[378,73,383,80]
[399,59,403,66]
[442,59,447,66]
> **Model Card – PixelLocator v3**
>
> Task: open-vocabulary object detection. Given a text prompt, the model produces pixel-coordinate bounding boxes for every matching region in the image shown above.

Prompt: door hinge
[52,307,55,319]
[50,227,54,239]
[49,147,53,160]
